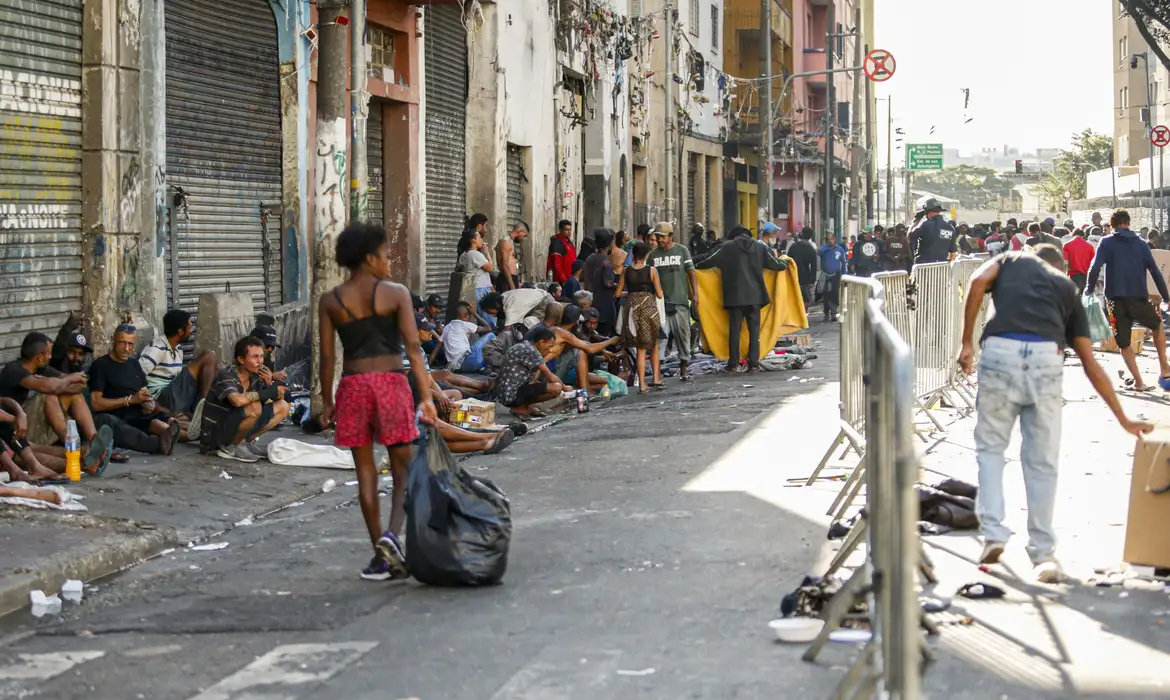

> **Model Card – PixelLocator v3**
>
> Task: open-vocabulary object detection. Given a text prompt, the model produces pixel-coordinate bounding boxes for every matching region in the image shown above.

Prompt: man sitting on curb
[200,336,290,463]
[0,332,113,474]
[89,324,181,455]
[139,309,216,441]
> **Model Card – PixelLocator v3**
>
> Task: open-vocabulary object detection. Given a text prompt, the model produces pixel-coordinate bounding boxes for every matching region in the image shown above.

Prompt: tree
[1034,129,1114,209]
[1121,1,1170,75]
[912,165,1018,209]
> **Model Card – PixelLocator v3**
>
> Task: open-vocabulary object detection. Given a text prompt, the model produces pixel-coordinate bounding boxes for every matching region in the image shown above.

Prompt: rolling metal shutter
[165,0,283,313]
[506,144,523,279]
[423,5,467,294]
[685,154,697,234]
[0,0,83,362]
[367,100,384,228]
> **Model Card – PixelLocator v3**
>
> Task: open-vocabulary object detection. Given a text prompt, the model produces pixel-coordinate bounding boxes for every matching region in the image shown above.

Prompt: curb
[0,525,176,619]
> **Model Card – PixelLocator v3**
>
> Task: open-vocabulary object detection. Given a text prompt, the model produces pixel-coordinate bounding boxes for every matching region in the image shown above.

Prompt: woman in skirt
[616,240,664,392]
[319,222,438,580]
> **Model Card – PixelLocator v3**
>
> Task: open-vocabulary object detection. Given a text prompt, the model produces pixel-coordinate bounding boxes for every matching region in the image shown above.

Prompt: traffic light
[1014,159,1023,174]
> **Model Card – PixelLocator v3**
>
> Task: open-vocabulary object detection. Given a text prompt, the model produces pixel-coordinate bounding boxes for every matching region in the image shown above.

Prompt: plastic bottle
[65,420,81,482]
[600,384,611,399]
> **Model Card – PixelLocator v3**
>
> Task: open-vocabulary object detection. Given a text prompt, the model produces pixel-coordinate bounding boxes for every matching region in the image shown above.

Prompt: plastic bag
[405,427,512,586]
[595,370,629,397]
[266,438,356,469]
[1082,294,1112,344]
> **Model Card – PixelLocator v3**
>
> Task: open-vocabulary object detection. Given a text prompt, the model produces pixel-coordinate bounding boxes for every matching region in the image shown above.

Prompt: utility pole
[760,0,773,227]
[350,0,368,221]
[886,97,893,223]
[847,6,861,229]
[663,4,676,223]
[864,43,873,226]
[311,0,350,416]
[822,0,835,237]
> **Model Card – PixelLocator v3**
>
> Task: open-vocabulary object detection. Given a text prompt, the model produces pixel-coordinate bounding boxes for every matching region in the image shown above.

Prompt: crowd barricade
[909,262,954,422]
[803,295,927,700]
[945,258,990,411]
[804,276,882,492]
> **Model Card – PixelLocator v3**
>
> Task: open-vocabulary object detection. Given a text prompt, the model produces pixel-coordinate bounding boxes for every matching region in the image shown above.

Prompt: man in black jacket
[850,226,883,277]
[910,198,958,264]
[696,226,788,372]
[787,227,818,305]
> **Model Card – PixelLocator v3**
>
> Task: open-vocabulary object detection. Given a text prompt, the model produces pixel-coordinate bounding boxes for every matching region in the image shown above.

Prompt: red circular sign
[863,49,896,82]
[1152,125,1170,148]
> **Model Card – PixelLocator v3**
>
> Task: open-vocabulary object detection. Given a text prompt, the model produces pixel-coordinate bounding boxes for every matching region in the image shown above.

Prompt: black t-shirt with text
[911,217,958,263]
[982,252,1090,348]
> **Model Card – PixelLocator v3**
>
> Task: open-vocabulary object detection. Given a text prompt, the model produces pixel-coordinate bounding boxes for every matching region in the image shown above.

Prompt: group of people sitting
[0,309,297,481]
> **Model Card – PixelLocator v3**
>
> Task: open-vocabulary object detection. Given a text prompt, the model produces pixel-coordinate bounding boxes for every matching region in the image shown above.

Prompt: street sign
[1152,125,1170,148]
[906,143,944,171]
[863,49,896,82]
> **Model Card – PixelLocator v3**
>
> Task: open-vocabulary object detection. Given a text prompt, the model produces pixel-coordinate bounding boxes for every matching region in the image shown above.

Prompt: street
[5,321,1170,699]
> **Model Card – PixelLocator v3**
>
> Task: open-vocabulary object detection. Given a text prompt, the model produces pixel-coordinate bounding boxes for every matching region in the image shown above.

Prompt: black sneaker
[360,553,393,581]
[376,531,409,579]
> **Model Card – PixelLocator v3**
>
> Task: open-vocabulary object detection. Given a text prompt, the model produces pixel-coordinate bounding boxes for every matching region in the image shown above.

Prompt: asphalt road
[0,338,843,700]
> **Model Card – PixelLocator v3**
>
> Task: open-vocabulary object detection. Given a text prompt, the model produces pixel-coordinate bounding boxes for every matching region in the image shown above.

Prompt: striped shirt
[139,336,184,396]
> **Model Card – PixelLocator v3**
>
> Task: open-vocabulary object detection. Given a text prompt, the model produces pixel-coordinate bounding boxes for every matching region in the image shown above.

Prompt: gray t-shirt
[460,249,492,289]
[647,244,694,306]
[981,252,1090,348]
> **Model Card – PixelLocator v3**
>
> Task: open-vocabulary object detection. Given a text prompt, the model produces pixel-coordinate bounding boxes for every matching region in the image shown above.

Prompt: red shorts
[334,372,419,448]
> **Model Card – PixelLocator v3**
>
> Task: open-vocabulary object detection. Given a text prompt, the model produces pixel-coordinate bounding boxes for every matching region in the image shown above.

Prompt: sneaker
[217,443,259,463]
[360,553,394,581]
[979,541,1006,565]
[244,439,268,459]
[376,531,409,579]
[1034,558,1064,584]
[187,399,206,442]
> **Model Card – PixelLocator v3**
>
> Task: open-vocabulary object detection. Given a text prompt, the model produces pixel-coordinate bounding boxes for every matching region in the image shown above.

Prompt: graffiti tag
[0,203,70,230]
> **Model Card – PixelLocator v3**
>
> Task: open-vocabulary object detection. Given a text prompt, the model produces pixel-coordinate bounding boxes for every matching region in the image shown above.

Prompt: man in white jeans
[959,244,1152,583]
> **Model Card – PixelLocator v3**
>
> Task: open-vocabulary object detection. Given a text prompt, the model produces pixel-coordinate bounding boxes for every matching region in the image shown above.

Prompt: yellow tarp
[696,262,809,362]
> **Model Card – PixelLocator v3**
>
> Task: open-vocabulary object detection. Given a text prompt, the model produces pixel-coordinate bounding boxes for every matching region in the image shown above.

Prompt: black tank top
[333,283,404,360]
[624,265,654,294]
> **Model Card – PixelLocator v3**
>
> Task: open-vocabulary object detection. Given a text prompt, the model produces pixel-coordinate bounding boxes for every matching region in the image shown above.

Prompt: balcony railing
[724,0,793,48]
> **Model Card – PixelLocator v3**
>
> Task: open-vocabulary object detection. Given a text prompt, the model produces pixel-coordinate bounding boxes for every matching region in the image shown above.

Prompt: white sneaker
[187,399,206,442]
[217,444,259,463]
[244,439,268,459]
[979,541,1006,565]
[1034,558,1064,584]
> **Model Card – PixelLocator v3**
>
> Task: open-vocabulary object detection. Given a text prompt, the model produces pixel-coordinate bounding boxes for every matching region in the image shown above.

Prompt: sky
[873,0,1113,168]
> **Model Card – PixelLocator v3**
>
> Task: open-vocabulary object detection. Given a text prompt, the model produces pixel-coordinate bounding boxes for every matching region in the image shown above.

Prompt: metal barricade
[804,277,883,489]
[872,271,914,345]
[806,296,925,700]
[910,262,953,409]
[947,258,987,412]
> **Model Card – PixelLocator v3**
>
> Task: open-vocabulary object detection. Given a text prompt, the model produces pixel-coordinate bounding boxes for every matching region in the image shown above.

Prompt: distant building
[1114,6,1152,166]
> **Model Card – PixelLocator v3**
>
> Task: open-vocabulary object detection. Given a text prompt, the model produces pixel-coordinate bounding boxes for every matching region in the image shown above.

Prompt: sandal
[483,430,514,455]
[650,382,666,389]
[507,423,529,437]
[82,425,114,476]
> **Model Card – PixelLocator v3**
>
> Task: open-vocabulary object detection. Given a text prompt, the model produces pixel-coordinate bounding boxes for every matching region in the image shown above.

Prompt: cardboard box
[452,398,495,428]
[1098,327,1145,354]
[790,334,812,348]
[1124,430,1170,569]
[1148,249,1170,296]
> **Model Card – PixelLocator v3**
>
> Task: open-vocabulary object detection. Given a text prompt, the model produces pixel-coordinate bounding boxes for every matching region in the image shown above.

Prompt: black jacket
[696,236,788,308]
[910,216,958,264]
[787,240,818,286]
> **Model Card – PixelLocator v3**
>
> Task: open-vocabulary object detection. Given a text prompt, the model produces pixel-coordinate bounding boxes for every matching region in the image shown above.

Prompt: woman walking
[616,241,664,392]
[319,222,437,581]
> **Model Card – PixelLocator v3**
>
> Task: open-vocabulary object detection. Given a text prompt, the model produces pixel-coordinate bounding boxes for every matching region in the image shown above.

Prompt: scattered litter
[616,668,656,677]
[158,548,176,556]
[29,590,62,617]
[1120,592,1130,598]
[958,583,1007,600]
[188,565,200,570]
[829,629,872,643]
[920,596,951,613]
[234,516,254,527]
[730,421,746,425]
[321,479,337,493]
[287,501,305,507]
[218,470,232,480]
[277,591,291,596]
[742,384,755,388]
[189,542,229,552]
[345,480,359,487]
[61,579,83,603]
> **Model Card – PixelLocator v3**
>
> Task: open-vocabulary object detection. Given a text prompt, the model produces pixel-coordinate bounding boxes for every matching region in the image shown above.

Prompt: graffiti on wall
[0,204,70,230]
[120,156,141,233]
[0,70,82,117]
[314,117,347,255]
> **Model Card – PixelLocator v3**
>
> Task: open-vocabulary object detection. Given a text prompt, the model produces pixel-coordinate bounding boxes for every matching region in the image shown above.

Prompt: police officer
[850,226,883,277]
[909,197,958,264]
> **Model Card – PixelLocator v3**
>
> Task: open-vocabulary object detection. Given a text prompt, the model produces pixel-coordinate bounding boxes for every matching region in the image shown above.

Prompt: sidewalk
[0,430,339,618]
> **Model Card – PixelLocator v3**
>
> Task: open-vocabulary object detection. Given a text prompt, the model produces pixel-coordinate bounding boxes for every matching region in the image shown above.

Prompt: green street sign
[906,143,944,171]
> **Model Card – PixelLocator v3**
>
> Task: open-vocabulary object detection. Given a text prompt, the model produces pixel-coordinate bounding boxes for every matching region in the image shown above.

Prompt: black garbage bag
[405,427,512,586]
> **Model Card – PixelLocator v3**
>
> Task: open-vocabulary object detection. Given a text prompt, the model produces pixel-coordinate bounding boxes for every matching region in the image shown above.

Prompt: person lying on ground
[0,482,63,505]
[200,336,290,463]
[495,327,565,419]
[88,324,181,455]
[431,301,496,373]
[139,309,216,441]
[539,304,617,393]
[0,400,60,481]
[0,332,113,472]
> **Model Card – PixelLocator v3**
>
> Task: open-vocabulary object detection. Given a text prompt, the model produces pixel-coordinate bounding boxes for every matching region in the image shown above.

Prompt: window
[711,5,719,50]
[631,0,643,17]
[1120,135,1130,164]
[1121,86,1129,112]
[368,25,398,84]
[1154,81,1160,105]
[836,22,843,57]
[1120,36,1129,64]
[689,0,700,35]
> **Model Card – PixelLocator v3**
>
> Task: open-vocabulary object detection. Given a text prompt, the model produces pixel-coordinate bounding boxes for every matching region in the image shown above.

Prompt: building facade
[1114,5,1152,167]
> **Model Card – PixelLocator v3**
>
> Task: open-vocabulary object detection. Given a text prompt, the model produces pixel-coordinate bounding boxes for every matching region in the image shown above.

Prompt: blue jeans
[454,332,495,373]
[974,336,1063,562]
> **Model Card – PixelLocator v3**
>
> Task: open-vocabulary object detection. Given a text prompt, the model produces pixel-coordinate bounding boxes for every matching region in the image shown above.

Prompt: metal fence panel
[839,276,882,432]
[873,271,913,349]
[910,262,952,400]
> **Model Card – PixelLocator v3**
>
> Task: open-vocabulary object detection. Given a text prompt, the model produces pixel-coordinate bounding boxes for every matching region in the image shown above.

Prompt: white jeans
[974,336,1063,562]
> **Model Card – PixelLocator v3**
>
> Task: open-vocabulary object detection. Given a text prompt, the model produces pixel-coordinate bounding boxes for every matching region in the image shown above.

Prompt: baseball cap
[69,332,93,353]
[411,293,424,310]
[652,221,674,235]
[1042,217,1055,226]
[582,307,600,320]
[425,294,443,307]
[762,222,780,234]
[861,225,874,233]
[415,312,436,332]
[1063,218,1075,227]
[251,325,280,347]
